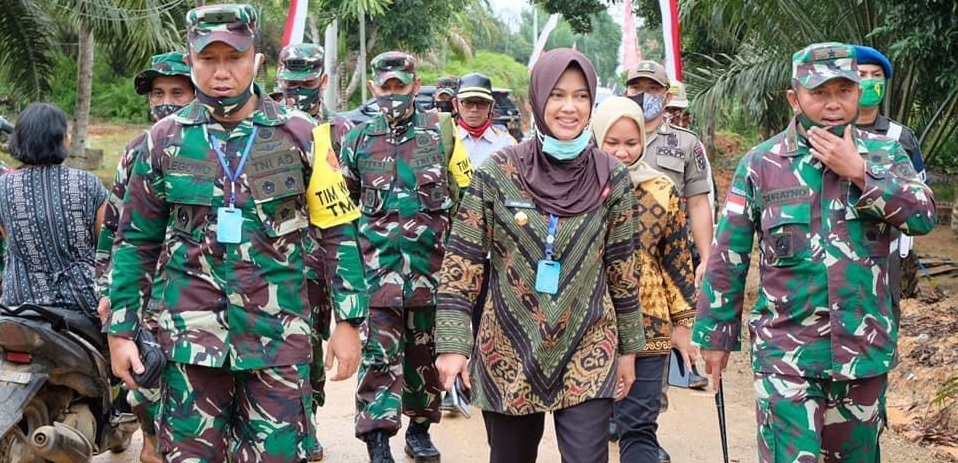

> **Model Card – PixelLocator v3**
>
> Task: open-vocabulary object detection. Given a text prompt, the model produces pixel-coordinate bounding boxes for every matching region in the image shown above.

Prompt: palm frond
[0,0,58,102]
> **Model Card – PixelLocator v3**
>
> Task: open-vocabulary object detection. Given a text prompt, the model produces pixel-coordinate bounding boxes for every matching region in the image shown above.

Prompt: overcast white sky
[486,0,626,30]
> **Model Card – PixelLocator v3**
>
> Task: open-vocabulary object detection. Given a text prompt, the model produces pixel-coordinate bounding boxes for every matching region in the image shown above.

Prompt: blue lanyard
[544,214,558,261]
[210,126,258,208]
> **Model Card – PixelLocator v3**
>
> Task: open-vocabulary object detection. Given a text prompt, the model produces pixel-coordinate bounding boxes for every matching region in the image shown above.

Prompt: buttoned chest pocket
[656,153,686,176]
[247,149,308,237]
[163,157,216,242]
[358,166,394,216]
[848,216,891,258]
[760,202,811,267]
[411,143,451,212]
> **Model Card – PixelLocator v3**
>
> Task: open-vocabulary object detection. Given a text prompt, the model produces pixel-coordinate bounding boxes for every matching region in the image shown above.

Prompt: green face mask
[858,77,885,107]
[795,112,850,137]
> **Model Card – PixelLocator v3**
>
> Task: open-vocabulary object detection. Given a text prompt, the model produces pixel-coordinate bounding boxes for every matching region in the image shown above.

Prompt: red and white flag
[725,188,747,216]
[657,0,682,81]
[282,0,309,47]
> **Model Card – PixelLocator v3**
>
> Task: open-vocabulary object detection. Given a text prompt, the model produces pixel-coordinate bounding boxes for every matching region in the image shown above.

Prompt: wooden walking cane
[716,379,729,463]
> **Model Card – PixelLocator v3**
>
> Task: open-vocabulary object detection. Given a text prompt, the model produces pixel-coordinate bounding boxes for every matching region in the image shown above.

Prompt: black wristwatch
[341,318,364,328]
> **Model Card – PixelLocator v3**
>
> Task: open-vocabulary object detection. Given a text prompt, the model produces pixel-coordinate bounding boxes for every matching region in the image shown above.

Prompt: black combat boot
[404,422,440,463]
[363,431,395,463]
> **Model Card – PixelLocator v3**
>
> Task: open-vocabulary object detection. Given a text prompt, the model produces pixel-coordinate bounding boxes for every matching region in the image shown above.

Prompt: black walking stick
[716,379,730,463]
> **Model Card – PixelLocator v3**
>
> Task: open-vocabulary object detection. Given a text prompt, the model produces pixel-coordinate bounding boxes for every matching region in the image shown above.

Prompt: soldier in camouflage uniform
[693,42,937,463]
[106,5,367,463]
[341,50,472,463]
[94,50,195,463]
[433,76,458,114]
[275,41,357,463]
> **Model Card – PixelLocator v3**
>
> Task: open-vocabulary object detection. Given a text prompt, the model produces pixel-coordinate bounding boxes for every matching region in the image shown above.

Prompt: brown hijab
[509,48,617,217]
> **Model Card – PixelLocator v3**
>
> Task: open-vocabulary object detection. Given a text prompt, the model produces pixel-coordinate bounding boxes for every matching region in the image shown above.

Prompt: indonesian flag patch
[725,187,747,215]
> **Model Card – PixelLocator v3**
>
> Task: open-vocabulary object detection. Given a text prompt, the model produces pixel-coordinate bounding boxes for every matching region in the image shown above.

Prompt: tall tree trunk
[71,23,94,159]
[343,25,378,104]
[308,14,320,44]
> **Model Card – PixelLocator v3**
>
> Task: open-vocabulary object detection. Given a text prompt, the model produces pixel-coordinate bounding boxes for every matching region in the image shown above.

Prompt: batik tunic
[692,121,937,380]
[436,147,645,415]
[0,165,106,312]
[630,175,696,354]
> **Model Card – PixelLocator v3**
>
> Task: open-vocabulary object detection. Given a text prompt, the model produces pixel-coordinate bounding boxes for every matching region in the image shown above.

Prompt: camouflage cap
[370,51,415,87]
[186,3,257,53]
[134,52,191,95]
[792,42,859,89]
[666,81,688,109]
[277,43,325,81]
[436,76,459,96]
[627,60,669,87]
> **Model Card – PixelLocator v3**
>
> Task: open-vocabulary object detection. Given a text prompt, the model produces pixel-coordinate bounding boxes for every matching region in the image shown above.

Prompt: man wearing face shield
[94,50,194,463]
[275,41,357,462]
[339,50,473,463]
[853,45,925,308]
[106,4,367,462]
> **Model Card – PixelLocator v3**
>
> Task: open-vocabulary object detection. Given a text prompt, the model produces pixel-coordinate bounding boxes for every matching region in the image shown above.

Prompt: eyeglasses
[460,99,492,109]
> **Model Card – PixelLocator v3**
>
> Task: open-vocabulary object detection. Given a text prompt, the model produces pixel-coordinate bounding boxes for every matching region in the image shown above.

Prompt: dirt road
[94,347,947,463]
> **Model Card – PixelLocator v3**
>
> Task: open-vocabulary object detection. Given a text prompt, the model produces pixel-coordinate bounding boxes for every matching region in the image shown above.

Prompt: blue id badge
[535,259,561,295]
[216,207,243,243]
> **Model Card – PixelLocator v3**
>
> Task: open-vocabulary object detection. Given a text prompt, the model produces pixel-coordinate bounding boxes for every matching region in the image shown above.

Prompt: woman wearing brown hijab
[434,49,645,463]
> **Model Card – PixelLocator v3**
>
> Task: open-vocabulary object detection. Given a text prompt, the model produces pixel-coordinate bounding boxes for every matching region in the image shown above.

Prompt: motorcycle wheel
[0,398,50,463]
[0,428,36,463]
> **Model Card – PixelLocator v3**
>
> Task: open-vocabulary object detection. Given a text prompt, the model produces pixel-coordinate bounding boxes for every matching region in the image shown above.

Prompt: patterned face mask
[376,91,415,121]
[282,86,322,114]
[150,103,184,121]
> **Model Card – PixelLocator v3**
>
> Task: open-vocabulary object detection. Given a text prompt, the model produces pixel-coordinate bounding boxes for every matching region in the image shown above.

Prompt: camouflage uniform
[341,51,472,439]
[692,43,937,463]
[108,5,366,463]
[95,52,193,441]
[277,41,356,413]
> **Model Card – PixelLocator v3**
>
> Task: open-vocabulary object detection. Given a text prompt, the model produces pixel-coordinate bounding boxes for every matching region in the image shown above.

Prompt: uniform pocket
[248,160,308,237]
[657,154,686,176]
[415,167,451,212]
[359,171,392,216]
[848,217,891,258]
[165,174,214,242]
[760,202,811,267]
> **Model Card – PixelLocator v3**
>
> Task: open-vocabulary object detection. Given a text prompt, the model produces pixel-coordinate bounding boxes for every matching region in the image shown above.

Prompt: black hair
[9,103,70,166]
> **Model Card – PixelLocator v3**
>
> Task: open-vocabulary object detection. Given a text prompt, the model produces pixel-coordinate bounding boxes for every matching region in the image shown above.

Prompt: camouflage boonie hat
[186,3,257,53]
[277,43,325,81]
[371,51,415,86]
[134,52,191,95]
[436,76,458,96]
[792,42,859,89]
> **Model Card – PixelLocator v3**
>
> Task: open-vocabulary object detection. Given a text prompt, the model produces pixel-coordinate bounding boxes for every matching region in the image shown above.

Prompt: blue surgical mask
[642,93,667,120]
[541,128,593,160]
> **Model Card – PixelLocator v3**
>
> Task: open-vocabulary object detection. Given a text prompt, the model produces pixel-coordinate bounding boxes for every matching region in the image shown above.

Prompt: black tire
[901,251,919,299]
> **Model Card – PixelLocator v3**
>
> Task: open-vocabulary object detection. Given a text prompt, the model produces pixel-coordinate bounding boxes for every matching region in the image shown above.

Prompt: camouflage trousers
[355,306,443,437]
[128,385,161,438]
[158,362,312,463]
[754,372,886,463]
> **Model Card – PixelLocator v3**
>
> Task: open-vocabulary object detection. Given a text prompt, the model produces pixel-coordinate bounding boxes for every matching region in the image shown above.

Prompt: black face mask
[435,100,454,113]
[628,93,644,108]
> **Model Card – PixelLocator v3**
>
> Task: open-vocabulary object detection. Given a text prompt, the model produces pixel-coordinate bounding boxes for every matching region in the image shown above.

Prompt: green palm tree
[0,0,192,156]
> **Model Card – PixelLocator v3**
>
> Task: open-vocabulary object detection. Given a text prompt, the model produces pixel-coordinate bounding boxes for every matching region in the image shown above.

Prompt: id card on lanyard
[535,214,560,295]
[210,126,259,244]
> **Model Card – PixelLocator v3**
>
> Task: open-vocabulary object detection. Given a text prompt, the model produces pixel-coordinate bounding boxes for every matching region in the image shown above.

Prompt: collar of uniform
[176,84,290,127]
[782,119,803,157]
[852,127,870,155]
